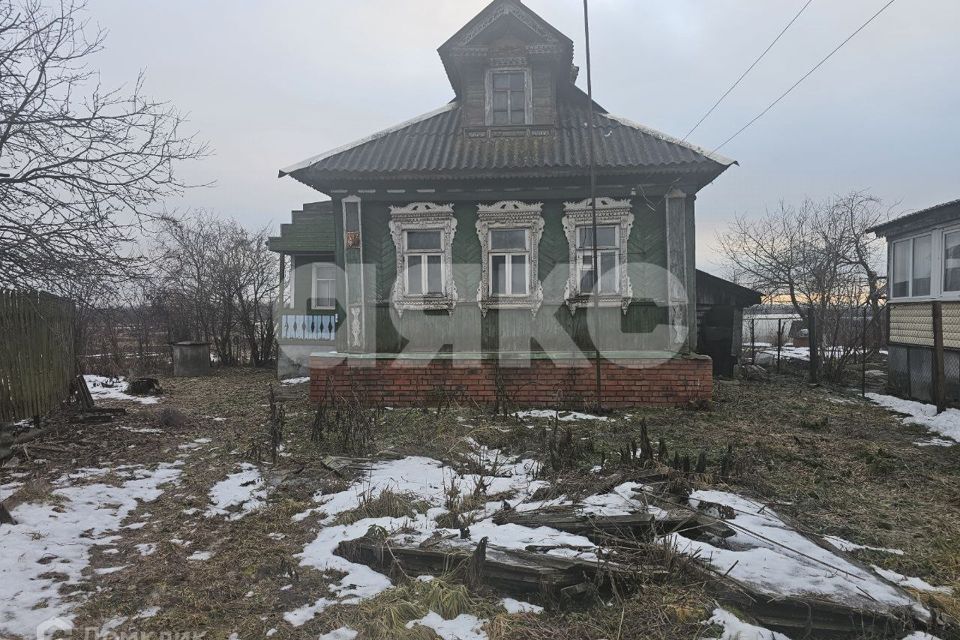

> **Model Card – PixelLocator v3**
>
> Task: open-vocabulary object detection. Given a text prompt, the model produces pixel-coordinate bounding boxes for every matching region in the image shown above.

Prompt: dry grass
[334,488,427,525]
[8,367,957,640]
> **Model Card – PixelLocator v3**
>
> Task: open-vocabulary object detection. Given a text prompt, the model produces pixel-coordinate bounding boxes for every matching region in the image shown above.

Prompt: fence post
[932,301,946,413]
[809,309,819,384]
[776,319,783,374]
[861,305,867,397]
[750,319,756,365]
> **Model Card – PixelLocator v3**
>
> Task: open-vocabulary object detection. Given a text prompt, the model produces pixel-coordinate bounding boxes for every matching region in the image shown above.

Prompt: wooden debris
[72,375,95,410]
[336,532,647,598]
[126,377,162,396]
[492,506,734,541]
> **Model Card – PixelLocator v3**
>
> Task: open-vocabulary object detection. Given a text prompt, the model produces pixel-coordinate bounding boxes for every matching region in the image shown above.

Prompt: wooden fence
[0,290,75,422]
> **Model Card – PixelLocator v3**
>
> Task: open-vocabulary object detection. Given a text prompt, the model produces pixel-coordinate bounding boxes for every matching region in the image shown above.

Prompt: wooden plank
[932,300,946,412]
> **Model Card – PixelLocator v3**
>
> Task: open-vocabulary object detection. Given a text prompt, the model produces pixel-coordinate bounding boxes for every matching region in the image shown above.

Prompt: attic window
[488,69,529,126]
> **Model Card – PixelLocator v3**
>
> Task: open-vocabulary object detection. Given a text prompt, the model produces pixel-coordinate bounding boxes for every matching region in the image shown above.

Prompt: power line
[683,0,814,141]
[712,0,899,153]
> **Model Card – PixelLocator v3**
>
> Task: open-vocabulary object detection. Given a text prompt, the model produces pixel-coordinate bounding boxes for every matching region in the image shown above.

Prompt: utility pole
[583,0,602,412]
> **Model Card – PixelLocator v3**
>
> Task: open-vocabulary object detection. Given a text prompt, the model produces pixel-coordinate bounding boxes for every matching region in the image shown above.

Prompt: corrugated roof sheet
[267,202,336,253]
[868,198,960,237]
[282,98,733,185]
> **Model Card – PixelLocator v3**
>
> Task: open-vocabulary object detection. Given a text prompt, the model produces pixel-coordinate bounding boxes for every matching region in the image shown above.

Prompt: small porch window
[576,225,620,295]
[891,234,931,298]
[311,263,337,309]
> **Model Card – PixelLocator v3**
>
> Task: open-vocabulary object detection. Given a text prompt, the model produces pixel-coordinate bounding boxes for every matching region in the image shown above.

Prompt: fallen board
[336,532,659,598]
[492,506,734,541]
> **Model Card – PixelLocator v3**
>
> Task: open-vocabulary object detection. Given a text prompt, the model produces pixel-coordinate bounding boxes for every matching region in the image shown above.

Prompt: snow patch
[707,607,790,640]
[83,375,160,405]
[0,463,180,637]
[501,597,543,614]
[823,535,904,556]
[281,376,310,385]
[318,628,358,640]
[513,409,609,421]
[871,566,953,594]
[866,393,960,443]
[206,463,267,520]
[405,611,487,640]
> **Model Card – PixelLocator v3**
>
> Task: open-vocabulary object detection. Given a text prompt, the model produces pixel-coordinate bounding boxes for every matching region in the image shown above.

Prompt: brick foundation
[309,353,712,408]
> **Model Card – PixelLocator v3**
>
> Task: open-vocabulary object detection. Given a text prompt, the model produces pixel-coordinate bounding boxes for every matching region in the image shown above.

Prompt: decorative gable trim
[561,198,634,315]
[475,201,545,316]
[455,2,559,48]
[388,203,458,316]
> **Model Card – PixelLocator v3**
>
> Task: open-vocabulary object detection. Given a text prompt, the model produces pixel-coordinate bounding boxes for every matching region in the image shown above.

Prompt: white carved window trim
[484,67,533,126]
[475,201,544,316]
[561,197,634,314]
[388,202,458,315]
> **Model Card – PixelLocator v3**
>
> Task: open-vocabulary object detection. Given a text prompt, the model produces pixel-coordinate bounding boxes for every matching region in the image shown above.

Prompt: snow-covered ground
[280,376,310,385]
[83,375,160,405]
[866,393,960,444]
[513,409,610,421]
[206,463,267,520]
[0,462,182,637]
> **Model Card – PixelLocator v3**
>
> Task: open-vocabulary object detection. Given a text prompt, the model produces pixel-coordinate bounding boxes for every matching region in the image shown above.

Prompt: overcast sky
[90,0,960,274]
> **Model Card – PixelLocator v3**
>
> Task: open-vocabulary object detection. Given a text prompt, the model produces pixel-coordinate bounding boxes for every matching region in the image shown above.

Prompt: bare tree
[719,191,890,381]
[0,0,207,291]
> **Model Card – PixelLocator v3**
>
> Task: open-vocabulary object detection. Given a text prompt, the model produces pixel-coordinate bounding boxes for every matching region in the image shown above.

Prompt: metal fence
[0,290,75,421]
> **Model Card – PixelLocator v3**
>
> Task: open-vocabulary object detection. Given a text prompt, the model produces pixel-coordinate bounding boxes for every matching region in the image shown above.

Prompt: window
[944,231,960,292]
[491,71,526,125]
[388,202,458,314]
[561,198,635,314]
[404,230,445,296]
[489,229,529,296]
[891,235,932,298]
[311,263,336,309]
[576,226,619,295]
[475,201,544,314]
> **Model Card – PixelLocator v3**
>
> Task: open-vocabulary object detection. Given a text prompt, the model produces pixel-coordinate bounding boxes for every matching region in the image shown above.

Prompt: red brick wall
[309,355,712,408]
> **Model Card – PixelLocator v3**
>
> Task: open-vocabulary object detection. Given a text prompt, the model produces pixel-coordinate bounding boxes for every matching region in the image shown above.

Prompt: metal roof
[867,198,960,237]
[267,201,336,253]
[280,96,734,186]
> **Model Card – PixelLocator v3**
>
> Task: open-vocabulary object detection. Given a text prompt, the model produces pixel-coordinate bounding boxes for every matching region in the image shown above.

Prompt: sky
[89,0,960,274]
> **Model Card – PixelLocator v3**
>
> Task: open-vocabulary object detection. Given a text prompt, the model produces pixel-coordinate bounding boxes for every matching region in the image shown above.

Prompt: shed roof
[267,201,336,253]
[280,92,734,187]
[696,270,762,308]
[867,198,960,238]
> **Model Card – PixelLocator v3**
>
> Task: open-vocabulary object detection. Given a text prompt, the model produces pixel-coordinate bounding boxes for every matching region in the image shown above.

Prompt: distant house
[869,198,960,404]
[269,0,737,408]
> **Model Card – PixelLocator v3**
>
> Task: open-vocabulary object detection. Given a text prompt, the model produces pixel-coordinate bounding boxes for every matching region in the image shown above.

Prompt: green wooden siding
[328,196,680,354]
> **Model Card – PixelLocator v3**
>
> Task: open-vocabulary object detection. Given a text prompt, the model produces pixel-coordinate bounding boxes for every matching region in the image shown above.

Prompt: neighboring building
[270,0,736,408]
[869,198,960,404]
[695,271,762,377]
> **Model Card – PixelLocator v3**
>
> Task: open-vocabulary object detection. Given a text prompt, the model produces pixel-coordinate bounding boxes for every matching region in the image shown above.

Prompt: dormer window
[487,69,530,126]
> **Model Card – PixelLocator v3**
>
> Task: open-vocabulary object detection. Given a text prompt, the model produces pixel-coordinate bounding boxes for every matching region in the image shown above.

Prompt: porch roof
[267,201,336,253]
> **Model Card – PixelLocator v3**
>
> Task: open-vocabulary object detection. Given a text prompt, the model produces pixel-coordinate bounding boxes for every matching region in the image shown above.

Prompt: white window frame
[403,230,446,296]
[941,226,960,297]
[488,229,530,297]
[475,201,544,315]
[561,198,634,314]
[889,232,934,300]
[388,202,458,315]
[575,225,621,296]
[484,67,533,126]
[311,262,337,310]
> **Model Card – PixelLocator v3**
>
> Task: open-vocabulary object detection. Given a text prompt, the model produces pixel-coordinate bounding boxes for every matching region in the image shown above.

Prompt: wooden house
[869,198,960,406]
[269,0,736,408]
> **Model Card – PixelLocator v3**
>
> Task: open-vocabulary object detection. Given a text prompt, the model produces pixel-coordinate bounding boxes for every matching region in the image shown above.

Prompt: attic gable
[438,0,574,99]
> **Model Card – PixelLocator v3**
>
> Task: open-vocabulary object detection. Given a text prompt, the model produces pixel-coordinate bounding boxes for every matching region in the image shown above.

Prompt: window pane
[491,255,506,295]
[493,73,510,90]
[315,280,335,308]
[945,231,960,292]
[579,252,595,293]
[407,230,442,251]
[490,228,526,250]
[510,108,525,125]
[492,110,508,125]
[426,255,443,294]
[600,251,617,293]
[493,91,508,111]
[509,72,524,91]
[892,240,910,298]
[510,254,527,294]
[912,236,931,296]
[577,225,617,248]
[407,255,422,294]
